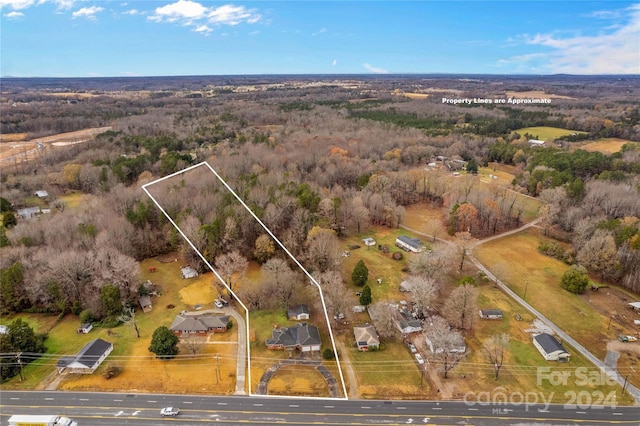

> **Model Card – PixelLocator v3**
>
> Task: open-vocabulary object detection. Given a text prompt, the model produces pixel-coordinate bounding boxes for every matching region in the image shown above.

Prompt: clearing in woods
[513,126,587,141]
[579,138,638,154]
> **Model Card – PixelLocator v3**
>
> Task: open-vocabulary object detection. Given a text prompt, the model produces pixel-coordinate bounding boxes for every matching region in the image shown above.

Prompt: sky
[1,1,639,77]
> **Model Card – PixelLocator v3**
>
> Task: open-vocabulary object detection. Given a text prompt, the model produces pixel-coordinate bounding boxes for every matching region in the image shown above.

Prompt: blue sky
[1,1,639,77]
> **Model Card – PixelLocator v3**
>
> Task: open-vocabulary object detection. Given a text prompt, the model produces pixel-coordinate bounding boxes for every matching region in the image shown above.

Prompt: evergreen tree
[359,284,372,306]
[351,259,369,287]
[149,326,179,359]
[560,265,590,294]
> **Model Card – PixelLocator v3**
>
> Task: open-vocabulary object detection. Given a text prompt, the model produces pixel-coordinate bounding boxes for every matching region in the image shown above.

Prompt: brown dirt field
[506,90,576,100]
[580,286,640,337]
[0,133,27,142]
[0,127,111,166]
[580,138,637,154]
[403,93,429,99]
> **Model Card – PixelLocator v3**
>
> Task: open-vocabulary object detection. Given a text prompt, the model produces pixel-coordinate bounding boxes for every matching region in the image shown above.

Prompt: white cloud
[207,4,260,25]
[3,10,24,18]
[194,24,211,34]
[312,27,327,36]
[149,0,260,33]
[149,0,207,23]
[507,4,640,74]
[332,59,337,66]
[72,5,104,20]
[122,9,143,16]
[249,30,259,35]
[363,62,389,74]
[0,0,36,10]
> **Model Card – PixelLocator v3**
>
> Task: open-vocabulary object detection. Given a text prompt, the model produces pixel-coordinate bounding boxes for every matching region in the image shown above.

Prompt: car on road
[160,407,180,417]
[414,353,424,365]
[407,343,417,353]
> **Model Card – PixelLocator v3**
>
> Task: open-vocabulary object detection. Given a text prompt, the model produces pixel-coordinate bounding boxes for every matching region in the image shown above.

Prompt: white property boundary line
[142,161,349,400]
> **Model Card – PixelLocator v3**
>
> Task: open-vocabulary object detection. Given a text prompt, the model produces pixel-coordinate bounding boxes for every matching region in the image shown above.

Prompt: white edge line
[202,161,348,400]
[142,162,252,395]
[143,161,348,400]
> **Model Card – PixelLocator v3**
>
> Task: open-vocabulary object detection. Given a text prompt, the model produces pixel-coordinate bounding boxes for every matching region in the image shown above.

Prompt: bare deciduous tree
[182,336,205,357]
[483,333,510,380]
[442,283,478,330]
[424,316,465,378]
[214,251,248,299]
[406,275,438,317]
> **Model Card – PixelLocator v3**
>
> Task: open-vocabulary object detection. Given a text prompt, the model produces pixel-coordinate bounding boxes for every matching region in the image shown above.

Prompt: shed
[77,323,93,334]
[533,333,570,361]
[34,190,49,198]
[629,302,640,311]
[395,236,423,253]
[138,295,152,313]
[479,309,503,319]
[287,304,310,321]
[181,266,198,279]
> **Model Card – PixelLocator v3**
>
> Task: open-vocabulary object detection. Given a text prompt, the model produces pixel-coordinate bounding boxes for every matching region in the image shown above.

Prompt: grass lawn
[451,284,635,405]
[513,126,587,141]
[343,333,424,399]
[473,228,623,362]
[58,191,92,210]
[2,258,239,394]
[267,364,331,397]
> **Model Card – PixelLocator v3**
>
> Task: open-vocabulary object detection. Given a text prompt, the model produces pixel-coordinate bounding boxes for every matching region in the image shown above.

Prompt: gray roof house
[533,333,570,361]
[181,266,198,279]
[395,311,422,334]
[288,304,310,321]
[57,338,113,374]
[138,295,152,312]
[266,323,321,352]
[353,324,380,351]
[395,236,424,253]
[169,313,230,336]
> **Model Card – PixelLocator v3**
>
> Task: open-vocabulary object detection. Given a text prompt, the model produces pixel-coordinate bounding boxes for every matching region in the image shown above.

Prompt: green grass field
[514,126,587,141]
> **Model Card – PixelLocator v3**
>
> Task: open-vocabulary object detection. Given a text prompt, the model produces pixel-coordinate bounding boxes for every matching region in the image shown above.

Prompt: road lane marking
[183,401,193,404]
[361,406,371,409]
[45,398,54,400]
[396,407,406,410]
[217,402,227,405]
[79,398,89,401]
[468,408,478,411]
[10,397,21,400]
[253,404,263,406]
[613,413,623,415]
[577,411,586,414]
[289,404,299,407]
[148,400,157,403]
[324,405,334,408]
[432,407,442,410]
[114,399,122,402]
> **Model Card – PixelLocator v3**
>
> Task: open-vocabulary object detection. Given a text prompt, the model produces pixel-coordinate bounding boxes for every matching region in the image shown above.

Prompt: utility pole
[215,353,220,384]
[622,375,628,395]
[17,352,24,382]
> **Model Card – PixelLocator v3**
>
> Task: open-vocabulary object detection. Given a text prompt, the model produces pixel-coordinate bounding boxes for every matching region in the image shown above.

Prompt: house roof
[287,304,309,318]
[534,333,568,355]
[629,302,640,309]
[266,323,321,348]
[169,313,230,332]
[480,309,503,316]
[57,338,112,369]
[396,235,422,249]
[353,324,379,347]
[34,190,49,198]
[396,311,422,331]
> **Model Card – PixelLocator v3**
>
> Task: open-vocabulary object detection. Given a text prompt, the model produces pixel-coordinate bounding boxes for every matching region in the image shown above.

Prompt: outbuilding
[479,309,503,319]
[533,333,570,361]
[395,236,424,253]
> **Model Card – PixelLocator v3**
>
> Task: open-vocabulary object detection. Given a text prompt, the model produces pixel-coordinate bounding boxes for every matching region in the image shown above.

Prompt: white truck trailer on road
[7,414,78,426]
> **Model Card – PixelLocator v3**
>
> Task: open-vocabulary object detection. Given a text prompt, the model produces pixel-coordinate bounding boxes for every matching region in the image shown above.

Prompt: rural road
[402,217,640,403]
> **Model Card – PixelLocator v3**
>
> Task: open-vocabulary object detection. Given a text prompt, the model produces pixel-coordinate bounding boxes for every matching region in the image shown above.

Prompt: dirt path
[336,340,359,399]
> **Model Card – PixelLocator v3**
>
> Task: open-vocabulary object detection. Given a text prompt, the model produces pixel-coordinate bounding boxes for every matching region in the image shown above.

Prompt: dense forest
[1,74,640,326]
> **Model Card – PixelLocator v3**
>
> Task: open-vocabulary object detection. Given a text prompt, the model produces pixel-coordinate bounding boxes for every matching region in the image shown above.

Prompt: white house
[533,333,570,361]
[395,311,422,334]
[395,236,424,253]
[56,338,113,374]
[425,333,466,354]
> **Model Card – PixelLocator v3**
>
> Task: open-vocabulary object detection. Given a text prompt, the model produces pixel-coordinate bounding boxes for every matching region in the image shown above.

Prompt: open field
[403,92,429,99]
[473,227,640,391]
[579,138,638,154]
[0,127,111,167]
[513,126,587,141]
[0,133,27,142]
[505,91,576,100]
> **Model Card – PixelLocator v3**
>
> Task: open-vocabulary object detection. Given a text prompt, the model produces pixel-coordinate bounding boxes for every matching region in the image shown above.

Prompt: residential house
[56,338,113,374]
[395,311,422,334]
[34,190,49,198]
[529,139,546,147]
[533,333,570,361]
[169,313,230,336]
[16,206,41,219]
[288,304,310,321]
[395,236,423,253]
[181,266,198,279]
[77,323,93,334]
[266,323,321,352]
[353,324,380,351]
[425,333,466,354]
[138,295,152,313]
[628,302,640,311]
[479,309,503,319]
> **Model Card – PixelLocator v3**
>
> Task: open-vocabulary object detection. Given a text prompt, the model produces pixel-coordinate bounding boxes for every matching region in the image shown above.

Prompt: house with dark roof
[479,309,503,319]
[395,236,424,253]
[533,333,570,361]
[288,304,310,321]
[56,338,113,374]
[169,313,230,336]
[266,323,321,352]
[395,311,422,334]
[353,324,380,351]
